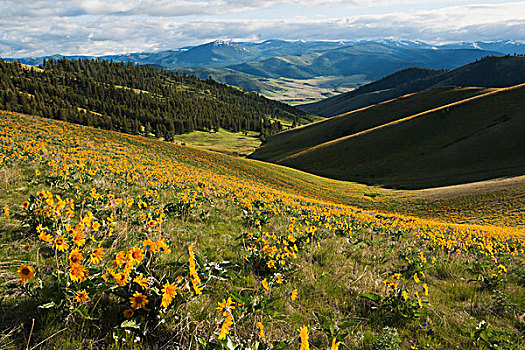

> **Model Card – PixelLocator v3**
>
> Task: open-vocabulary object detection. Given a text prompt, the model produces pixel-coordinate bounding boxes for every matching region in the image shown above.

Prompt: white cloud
[0,1,524,57]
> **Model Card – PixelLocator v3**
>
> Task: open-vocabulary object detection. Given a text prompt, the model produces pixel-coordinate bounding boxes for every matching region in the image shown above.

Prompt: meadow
[0,111,523,349]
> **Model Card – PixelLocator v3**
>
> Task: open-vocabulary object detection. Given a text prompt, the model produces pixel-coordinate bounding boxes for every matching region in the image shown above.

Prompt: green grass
[178,67,367,104]
[171,128,262,156]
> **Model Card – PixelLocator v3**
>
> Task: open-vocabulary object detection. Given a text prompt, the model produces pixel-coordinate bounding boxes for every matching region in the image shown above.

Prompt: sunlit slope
[272,83,525,189]
[250,86,490,162]
[2,110,523,228]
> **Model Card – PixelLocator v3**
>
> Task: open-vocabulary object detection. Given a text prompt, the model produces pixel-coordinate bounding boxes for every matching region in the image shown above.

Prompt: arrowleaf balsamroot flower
[133,274,149,289]
[298,325,310,350]
[114,250,127,267]
[17,264,35,284]
[188,244,202,295]
[91,221,101,231]
[129,292,149,309]
[216,297,235,316]
[54,235,69,251]
[156,238,171,254]
[90,247,104,264]
[291,289,298,301]
[72,231,86,247]
[111,271,129,286]
[127,247,144,266]
[69,264,88,282]
[218,313,233,340]
[69,248,83,266]
[38,230,53,244]
[123,309,134,319]
[330,338,341,350]
[256,322,264,339]
[161,281,178,308]
[262,279,270,294]
[143,238,158,254]
[74,289,89,303]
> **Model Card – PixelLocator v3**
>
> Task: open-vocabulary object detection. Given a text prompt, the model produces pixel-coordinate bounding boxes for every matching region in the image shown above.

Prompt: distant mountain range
[2,39,350,67]
[4,39,525,102]
[250,56,525,189]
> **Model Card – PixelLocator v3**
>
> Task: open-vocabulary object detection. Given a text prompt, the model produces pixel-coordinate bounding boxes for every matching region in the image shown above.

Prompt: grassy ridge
[0,111,524,349]
[253,83,525,189]
[251,87,490,163]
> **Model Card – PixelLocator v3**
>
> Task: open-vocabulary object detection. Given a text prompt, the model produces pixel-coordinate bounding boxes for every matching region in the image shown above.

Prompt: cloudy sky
[1,0,524,57]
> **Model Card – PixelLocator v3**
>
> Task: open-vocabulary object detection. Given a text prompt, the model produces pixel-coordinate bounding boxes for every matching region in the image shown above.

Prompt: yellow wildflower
[161,281,178,308]
[17,264,35,285]
[54,236,69,252]
[133,274,149,289]
[330,338,341,350]
[298,326,309,350]
[129,292,149,309]
[218,313,233,340]
[90,247,104,264]
[256,322,264,339]
[216,297,235,316]
[74,289,89,303]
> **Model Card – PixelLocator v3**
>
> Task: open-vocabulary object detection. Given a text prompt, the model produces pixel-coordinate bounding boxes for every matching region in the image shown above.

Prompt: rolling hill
[250,86,492,163]
[300,55,525,117]
[252,83,525,189]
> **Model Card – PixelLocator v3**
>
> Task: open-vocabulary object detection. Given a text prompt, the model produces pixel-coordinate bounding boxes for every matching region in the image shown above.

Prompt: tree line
[0,58,309,140]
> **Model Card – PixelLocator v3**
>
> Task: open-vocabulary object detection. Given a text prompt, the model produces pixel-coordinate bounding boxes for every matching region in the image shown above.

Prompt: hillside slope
[250,86,491,162]
[1,110,524,349]
[300,56,525,117]
[272,83,525,189]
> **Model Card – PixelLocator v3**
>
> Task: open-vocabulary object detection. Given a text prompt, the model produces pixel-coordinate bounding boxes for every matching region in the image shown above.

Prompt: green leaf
[74,308,98,321]
[339,320,360,329]
[358,293,382,302]
[228,291,246,304]
[38,301,56,309]
[121,320,140,329]
[314,311,328,327]
[225,338,238,350]
[480,330,490,343]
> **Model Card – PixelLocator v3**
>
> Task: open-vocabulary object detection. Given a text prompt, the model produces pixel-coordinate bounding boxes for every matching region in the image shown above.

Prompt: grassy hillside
[300,56,525,117]
[250,86,491,163]
[269,84,525,189]
[171,128,262,156]
[1,111,524,349]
